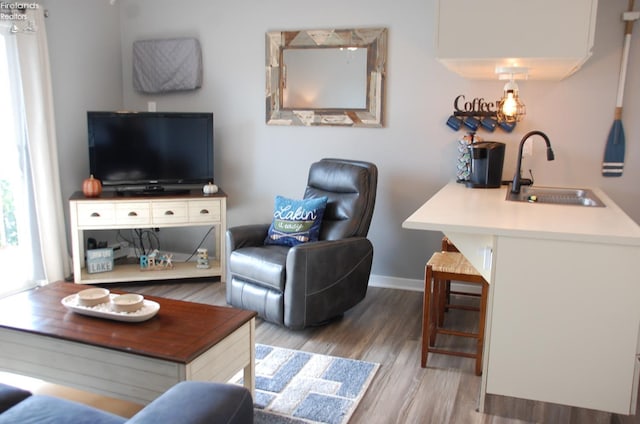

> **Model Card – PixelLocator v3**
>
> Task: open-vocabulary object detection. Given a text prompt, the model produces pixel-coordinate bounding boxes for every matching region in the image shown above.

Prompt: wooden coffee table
[0,282,256,405]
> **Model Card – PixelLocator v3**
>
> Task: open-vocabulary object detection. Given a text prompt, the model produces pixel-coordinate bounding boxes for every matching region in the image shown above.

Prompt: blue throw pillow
[265,196,328,246]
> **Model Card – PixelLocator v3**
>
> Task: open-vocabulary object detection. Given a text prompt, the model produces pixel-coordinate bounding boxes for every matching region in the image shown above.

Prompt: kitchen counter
[403,181,640,419]
[403,181,640,246]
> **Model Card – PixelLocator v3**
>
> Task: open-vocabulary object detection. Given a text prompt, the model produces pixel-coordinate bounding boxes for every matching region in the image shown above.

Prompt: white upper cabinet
[435,0,598,80]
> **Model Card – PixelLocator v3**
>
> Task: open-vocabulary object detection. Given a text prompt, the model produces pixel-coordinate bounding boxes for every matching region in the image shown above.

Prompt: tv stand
[69,189,227,284]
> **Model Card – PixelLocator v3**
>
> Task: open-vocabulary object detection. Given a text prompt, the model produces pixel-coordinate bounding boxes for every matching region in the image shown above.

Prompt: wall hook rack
[445,95,517,133]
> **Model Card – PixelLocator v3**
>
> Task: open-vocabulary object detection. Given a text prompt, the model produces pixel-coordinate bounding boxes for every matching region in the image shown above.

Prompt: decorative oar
[603,0,638,177]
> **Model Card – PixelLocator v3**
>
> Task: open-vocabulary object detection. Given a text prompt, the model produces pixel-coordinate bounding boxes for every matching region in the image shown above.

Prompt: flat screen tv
[87,111,213,195]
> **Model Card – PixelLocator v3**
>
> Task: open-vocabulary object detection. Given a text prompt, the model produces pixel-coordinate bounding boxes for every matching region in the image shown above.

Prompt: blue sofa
[0,381,253,424]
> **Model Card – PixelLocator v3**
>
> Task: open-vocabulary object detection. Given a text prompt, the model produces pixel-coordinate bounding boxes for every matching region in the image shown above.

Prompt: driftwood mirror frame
[266,27,387,127]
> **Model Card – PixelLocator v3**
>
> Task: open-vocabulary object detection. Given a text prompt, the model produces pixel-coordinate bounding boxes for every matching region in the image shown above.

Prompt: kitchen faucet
[511,130,555,194]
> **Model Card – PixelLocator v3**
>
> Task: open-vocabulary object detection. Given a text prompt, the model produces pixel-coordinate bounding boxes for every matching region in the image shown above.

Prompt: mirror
[266,27,387,127]
[283,48,368,109]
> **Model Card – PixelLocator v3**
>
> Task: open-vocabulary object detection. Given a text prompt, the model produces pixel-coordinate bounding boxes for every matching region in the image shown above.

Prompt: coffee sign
[453,95,500,117]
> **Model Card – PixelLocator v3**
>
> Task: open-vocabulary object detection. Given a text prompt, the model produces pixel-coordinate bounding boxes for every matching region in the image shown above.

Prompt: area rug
[234,344,379,424]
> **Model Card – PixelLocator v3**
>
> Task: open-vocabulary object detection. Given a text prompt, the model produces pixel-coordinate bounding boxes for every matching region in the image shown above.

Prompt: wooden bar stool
[421,240,488,376]
[438,237,482,325]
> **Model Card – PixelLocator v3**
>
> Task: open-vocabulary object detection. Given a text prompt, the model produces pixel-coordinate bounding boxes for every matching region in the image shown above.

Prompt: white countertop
[402,182,640,246]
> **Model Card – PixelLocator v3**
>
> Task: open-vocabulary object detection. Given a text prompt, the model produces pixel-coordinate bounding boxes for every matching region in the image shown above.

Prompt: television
[87,111,213,195]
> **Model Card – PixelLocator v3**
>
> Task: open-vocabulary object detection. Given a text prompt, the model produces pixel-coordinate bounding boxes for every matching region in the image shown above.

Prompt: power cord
[116,227,213,262]
[184,226,215,262]
[116,229,159,258]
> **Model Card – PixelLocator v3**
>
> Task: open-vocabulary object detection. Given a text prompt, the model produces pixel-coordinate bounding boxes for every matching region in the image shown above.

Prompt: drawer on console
[115,203,151,226]
[151,202,188,224]
[188,199,221,223]
[76,203,116,226]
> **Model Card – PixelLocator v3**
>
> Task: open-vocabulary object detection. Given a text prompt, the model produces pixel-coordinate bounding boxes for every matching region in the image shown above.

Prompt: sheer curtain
[0,8,70,295]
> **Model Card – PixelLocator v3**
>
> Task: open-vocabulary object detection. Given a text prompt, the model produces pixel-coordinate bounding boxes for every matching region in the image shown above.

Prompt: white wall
[42,0,123,232]
[43,0,640,281]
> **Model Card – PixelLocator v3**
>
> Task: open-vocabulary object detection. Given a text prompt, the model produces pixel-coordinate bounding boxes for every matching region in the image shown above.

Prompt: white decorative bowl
[77,288,110,307]
[111,293,144,313]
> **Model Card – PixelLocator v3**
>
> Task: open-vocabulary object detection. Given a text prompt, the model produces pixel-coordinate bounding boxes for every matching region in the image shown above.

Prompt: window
[0,31,43,297]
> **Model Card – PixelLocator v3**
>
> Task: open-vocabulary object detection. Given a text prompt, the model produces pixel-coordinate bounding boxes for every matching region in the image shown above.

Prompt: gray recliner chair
[226,158,378,330]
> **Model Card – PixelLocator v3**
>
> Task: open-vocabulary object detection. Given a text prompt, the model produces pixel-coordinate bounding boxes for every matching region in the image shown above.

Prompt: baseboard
[368,274,482,295]
[368,274,423,291]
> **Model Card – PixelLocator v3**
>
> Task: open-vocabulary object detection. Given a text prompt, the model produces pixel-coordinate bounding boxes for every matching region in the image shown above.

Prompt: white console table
[69,190,227,284]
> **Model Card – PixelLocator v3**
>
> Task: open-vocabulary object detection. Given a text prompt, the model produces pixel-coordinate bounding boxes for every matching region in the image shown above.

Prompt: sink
[505,185,605,207]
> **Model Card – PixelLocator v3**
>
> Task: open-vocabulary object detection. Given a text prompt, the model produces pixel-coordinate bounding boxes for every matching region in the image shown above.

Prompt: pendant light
[496,67,527,123]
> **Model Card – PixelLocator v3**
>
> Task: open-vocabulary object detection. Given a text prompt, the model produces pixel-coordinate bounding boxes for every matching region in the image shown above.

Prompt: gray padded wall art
[133,37,203,94]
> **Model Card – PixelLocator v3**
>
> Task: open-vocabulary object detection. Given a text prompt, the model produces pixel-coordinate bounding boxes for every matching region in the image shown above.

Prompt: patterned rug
[234,344,379,424]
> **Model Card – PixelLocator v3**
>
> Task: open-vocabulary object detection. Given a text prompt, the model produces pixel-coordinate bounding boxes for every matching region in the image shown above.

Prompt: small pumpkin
[82,175,102,197]
[203,182,218,195]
